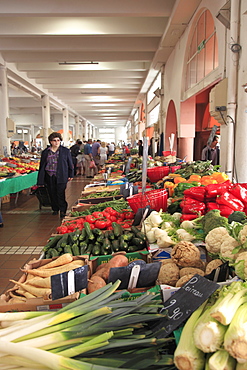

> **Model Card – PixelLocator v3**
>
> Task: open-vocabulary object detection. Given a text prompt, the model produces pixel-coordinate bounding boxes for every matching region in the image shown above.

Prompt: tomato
[105,219,112,228]
[92,211,104,219]
[85,215,96,223]
[107,226,113,230]
[124,212,134,219]
[76,217,86,225]
[94,220,107,229]
[105,207,118,216]
[56,226,68,234]
[102,210,111,218]
[89,223,95,229]
[118,213,126,220]
[110,215,117,222]
[122,223,130,228]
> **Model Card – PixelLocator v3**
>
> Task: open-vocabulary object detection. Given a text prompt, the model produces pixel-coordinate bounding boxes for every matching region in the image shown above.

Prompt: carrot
[9,279,51,298]
[38,253,73,270]
[25,276,51,289]
[22,260,85,278]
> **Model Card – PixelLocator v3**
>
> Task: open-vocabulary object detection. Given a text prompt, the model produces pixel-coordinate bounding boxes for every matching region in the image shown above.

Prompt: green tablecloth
[0,171,38,198]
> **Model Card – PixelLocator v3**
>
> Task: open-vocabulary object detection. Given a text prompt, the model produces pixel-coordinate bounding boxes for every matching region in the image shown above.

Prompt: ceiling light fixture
[59,61,99,65]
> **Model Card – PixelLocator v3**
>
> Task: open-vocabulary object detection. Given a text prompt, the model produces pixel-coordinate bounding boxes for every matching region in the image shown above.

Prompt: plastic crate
[147,166,170,183]
[127,189,168,213]
[162,150,176,156]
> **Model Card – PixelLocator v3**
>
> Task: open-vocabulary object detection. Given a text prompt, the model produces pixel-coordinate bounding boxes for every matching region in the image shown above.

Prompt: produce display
[0,156,39,176]
[5,155,247,370]
[0,281,175,370]
[43,223,146,258]
[3,254,85,302]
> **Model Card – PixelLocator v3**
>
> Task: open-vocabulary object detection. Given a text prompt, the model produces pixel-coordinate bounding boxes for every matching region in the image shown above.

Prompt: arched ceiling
[0,0,201,129]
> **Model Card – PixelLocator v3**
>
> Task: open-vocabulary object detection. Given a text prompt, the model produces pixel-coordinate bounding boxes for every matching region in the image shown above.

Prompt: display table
[0,171,38,201]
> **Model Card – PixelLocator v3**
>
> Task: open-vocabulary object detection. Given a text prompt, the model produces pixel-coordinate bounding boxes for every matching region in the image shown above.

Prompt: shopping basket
[127,189,168,213]
[147,166,170,183]
[33,186,52,209]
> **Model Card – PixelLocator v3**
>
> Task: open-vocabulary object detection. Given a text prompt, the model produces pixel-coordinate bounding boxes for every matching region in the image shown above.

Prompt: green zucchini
[93,228,103,237]
[92,244,101,256]
[131,237,145,248]
[108,230,115,241]
[112,222,123,237]
[119,235,128,251]
[64,245,73,254]
[111,239,120,252]
[79,242,88,255]
[127,245,140,252]
[71,244,80,256]
[84,222,95,240]
[56,233,69,248]
[43,235,63,252]
[121,232,133,242]
[136,232,146,241]
[131,226,140,235]
[79,228,87,241]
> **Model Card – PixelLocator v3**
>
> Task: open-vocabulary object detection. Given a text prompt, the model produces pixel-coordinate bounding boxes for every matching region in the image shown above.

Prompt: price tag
[108,262,161,290]
[51,265,88,300]
[152,274,219,338]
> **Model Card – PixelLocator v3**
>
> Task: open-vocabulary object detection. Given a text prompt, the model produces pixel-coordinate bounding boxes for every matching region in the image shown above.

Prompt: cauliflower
[220,235,242,262]
[238,225,247,244]
[234,252,247,280]
[171,241,201,267]
[205,227,230,255]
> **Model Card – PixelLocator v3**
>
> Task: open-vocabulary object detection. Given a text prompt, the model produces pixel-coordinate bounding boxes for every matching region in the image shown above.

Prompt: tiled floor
[0,175,90,294]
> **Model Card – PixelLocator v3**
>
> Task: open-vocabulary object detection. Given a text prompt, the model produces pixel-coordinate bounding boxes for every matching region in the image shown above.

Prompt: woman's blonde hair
[101,142,106,148]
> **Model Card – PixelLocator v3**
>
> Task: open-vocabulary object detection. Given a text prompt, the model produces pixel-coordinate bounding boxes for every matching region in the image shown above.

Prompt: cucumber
[79,228,87,241]
[131,237,145,248]
[111,239,120,252]
[93,228,103,237]
[136,232,146,241]
[79,241,88,255]
[84,222,95,240]
[85,243,94,254]
[43,235,63,252]
[71,244,80,256]
[102,238,112,253]
[127,245,140,252]
[49,248,59,257]
[121,232,133,242]
[119,235,128,251]
[64,245,73,254]
[112,222,123,237]
[56,233,69,248]
[92,244,101,256]
[108,231,115,241]
[131,226,140,235]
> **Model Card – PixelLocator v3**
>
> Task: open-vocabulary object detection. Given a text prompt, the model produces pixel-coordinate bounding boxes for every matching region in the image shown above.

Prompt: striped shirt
[45,148,59,176]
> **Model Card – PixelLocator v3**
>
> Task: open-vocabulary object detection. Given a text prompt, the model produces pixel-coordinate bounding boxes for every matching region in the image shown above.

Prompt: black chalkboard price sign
[153,274,219,338]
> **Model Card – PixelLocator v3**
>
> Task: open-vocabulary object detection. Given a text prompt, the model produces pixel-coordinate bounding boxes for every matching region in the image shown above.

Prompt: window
[186,10,218,90]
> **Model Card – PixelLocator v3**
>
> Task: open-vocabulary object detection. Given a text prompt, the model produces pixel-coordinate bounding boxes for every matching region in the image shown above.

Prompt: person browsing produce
[37,132,74,218]
[201,135,220,165]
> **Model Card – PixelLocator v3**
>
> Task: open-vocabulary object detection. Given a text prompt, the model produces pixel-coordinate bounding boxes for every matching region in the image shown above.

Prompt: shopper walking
[37,132,74,218]
[70,139,82,176]
[92,139,101,174]
[108,142,115,157]
[99,141,108,168]
[84,138,95,178]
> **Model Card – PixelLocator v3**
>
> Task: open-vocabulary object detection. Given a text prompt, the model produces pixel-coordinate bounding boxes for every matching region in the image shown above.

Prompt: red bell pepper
[216,192,245,211]
[205,181,232,198]
[206,202,220,211]
[180,214,199,221]
[181,197,206,214]
[229,184,247,207]
[218,204,234,217]
[183,186,206,202]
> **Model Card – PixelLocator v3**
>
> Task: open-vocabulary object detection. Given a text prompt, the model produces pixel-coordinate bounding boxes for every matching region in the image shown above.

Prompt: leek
[174,302,206,370]
[210,281,247,325]
[224,301,247,363]
[208,349,236,370]
[193,306,227,353]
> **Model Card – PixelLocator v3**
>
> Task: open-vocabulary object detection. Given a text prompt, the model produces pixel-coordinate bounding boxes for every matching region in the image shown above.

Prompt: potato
[108,255,129,268]
[93,267,110,282]
[88,276,106,293]
[179,267,204,278]
[190,259,206,271]
[175,274,194,287]
[96,263,107,272]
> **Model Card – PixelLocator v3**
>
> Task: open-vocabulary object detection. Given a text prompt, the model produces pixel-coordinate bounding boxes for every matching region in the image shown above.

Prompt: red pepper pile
[180,181,247,221]
[56,207,135,234]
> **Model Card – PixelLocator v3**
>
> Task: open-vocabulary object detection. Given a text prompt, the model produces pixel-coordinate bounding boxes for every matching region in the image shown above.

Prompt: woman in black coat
[37,132,74,218]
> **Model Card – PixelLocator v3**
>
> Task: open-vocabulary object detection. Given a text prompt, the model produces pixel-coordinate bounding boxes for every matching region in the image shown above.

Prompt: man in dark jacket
[37,132,74,218]
[70,139,82,176]
[201,135,220,165]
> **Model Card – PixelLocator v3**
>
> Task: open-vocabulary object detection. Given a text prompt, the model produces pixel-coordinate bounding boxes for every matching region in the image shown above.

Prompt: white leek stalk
[224,302,247,363]
[174,302,206,370]
[208,349,236,370]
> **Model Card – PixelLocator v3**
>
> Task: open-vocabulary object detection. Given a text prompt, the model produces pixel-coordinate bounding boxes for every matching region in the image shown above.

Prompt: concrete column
[84,121,89,141]
[177,137,194,162]
[0,65,10,155]
[41,95,51,148]
[75,115,80,139]
[62,108,69,146]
